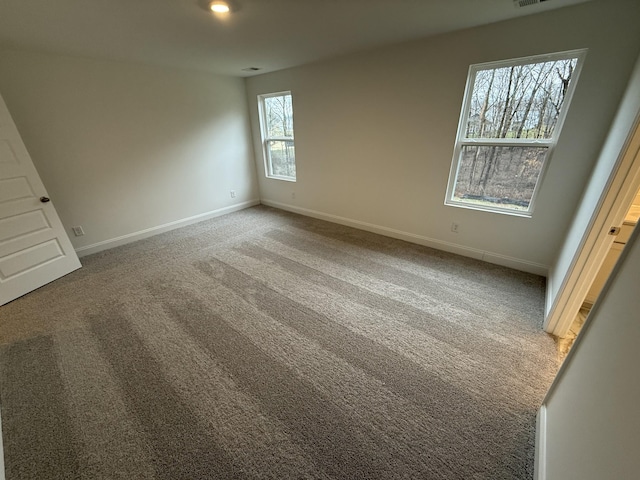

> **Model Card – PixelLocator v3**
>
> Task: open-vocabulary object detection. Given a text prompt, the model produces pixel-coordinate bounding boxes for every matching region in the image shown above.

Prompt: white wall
[540,225,640,479]
[0,49,259,254]
[547,53,640,312]
[245,0,640,274]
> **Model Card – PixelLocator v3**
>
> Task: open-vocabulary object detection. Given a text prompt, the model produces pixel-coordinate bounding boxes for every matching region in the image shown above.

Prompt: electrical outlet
[72,226,85,237]
[451,222,459,233]
[291,192,296,200]
[230,190,236,198]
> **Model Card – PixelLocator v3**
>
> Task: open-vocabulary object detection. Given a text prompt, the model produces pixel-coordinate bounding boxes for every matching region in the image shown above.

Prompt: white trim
[444,197,534,218]
[545,266,554,316]
[544,112,640,336]
[545,223,640,408]
[445,49,587,217]
[0,406,5,480]
[534,405,547,480]
[257,91,296,182]
[477,49,589,71]
[261,199,549,276]
[460,138,553,146]
[266,174,296,183]
[75,200,260,257]
[257,90,292,100]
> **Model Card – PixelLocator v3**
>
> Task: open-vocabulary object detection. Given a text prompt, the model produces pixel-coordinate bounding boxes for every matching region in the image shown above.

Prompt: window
[445,50,586,216]
[258,91,296,181]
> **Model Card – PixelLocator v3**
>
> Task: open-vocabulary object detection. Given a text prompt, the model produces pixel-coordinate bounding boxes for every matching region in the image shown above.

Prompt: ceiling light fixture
[209,1,230,13]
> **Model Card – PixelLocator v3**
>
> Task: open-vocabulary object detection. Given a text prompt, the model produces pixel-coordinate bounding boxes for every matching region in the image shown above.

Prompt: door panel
[0,93,81,306]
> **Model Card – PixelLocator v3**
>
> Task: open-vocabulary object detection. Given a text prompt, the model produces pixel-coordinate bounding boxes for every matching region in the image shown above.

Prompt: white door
[0,93,81,306]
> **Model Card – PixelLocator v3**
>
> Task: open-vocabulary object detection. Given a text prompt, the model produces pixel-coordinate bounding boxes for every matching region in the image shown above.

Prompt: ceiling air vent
[514,0,549,7]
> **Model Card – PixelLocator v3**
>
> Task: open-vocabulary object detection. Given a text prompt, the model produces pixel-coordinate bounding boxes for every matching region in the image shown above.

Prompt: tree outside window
[258,92,296,181]
[446,50,586,216]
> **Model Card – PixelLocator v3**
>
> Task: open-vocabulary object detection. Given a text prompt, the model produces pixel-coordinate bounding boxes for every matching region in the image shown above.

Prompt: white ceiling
[0,0,593,77]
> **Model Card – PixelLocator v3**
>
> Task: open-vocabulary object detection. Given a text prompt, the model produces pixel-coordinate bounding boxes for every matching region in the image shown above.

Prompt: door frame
[544,111,640,337]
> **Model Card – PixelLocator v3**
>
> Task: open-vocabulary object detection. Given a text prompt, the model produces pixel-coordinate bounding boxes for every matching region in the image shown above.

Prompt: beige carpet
[0,205,558,479]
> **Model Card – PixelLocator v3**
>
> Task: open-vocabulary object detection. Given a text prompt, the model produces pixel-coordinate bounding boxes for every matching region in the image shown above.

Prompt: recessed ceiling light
[209,1,230,13]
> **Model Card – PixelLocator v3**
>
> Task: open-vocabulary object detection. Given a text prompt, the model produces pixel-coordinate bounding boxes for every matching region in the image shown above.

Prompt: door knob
[40,196,50,203]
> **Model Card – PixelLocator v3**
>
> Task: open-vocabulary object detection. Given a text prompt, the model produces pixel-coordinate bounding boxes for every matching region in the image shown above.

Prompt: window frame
[445,49,587,217]
[257,90,296,182]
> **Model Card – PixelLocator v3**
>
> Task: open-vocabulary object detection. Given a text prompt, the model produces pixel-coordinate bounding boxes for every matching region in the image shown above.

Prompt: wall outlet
[291,192,296,200]
[72,226,85,237]
[230,190,236,198]
[451,222,459,233]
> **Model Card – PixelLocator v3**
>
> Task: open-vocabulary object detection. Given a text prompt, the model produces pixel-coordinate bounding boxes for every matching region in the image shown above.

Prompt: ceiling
[0,0,593,77]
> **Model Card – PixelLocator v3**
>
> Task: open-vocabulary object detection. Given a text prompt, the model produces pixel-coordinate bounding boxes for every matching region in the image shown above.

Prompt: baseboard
[261,199,549,276]
[0,405,5,480]
[75,199,260,257]
[534,405,547,480]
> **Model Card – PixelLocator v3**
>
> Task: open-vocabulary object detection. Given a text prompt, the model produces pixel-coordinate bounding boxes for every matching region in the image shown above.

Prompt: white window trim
[257,90,296,182]
[445,49,587,217]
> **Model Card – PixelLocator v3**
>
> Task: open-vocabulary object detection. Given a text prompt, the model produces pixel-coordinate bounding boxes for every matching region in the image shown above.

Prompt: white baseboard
[261,199,549,276]
[75,199,260,257]
[0,405,5,480]
[534,405,547,480]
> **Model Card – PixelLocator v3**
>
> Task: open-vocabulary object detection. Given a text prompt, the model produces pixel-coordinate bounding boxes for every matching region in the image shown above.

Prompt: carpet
[0,205,558,479]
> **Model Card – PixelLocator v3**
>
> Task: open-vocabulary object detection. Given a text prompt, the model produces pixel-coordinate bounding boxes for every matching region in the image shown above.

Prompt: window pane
[267,140,296,178]
[465,58,578,140]
[264,94,294,138]
[453,146,548,211]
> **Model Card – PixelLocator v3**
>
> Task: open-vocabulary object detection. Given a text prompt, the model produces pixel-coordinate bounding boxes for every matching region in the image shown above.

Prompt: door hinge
[609,226,621,236]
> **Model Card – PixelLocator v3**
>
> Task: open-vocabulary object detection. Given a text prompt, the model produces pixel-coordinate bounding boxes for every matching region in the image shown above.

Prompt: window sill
[266,175,296,183]
[444,200,533,218]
